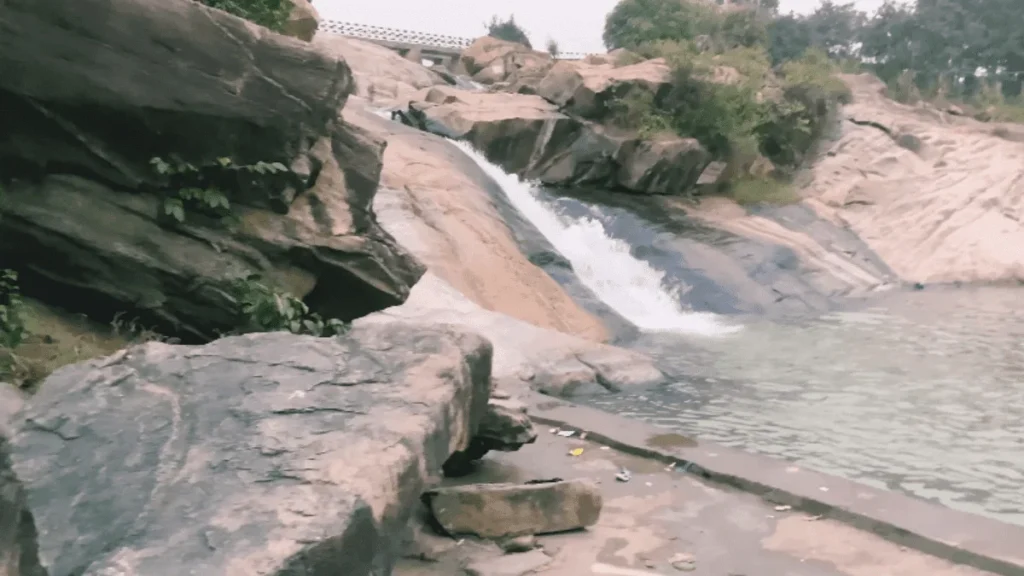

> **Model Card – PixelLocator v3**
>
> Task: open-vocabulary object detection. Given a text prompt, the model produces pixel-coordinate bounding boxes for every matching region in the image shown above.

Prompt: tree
[603,0,720,51]
[486,15,532,48]
[546,38,560,57]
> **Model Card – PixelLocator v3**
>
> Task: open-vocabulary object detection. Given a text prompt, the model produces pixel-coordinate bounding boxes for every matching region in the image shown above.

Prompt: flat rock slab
[6,323,492,576]
[423,479,602,539]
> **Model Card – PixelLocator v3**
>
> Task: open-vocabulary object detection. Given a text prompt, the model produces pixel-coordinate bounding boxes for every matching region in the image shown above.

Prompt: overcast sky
[320,0,888,54]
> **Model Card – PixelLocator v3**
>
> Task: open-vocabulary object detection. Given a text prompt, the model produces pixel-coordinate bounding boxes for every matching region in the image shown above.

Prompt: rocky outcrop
[316,36,449,106]
[806,74,1024,284]
[282,0,320,42]
[403,86,709,195]
[534,58,673,120]
[443,396,537,477]
[0,0,423,340]
[344,100,613,340]
[460,37,553,86]
[4,323,492,576]
[356,273,667,398]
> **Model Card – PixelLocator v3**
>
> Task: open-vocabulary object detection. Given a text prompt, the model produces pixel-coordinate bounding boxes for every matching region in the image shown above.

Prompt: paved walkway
[396,431,994,576]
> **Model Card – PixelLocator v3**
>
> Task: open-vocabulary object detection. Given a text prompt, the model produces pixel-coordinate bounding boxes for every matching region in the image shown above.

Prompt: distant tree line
[768,0,1024,100]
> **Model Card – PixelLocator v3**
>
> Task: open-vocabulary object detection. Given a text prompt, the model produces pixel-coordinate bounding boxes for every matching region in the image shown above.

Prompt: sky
[319,0,889,54]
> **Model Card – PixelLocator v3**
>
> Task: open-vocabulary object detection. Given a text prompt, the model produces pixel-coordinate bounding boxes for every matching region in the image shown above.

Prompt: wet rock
[422,478,602,539]
[464,549,552,576]
[5,323,492,576]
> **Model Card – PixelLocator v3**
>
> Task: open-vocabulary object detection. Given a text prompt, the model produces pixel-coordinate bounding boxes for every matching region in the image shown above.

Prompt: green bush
[486,15,532,48]
[149,156,289,225]
[0,269,25,350]
[230,275,348,337]
[198,0,292,32]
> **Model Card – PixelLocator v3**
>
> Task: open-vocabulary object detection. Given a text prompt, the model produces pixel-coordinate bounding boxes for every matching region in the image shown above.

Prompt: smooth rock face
[806,74,1024,284]
[0,0,424,339]
[423,479,602,539]
[344,101,613,341]
[403,86,709,195]
[6,324,492,576]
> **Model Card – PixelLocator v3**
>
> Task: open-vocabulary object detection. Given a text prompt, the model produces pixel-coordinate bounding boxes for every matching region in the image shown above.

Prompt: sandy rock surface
[806,74,1024,284]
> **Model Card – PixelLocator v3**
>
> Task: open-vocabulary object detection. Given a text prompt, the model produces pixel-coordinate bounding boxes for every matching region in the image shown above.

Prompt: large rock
[534,58,673,120]
[316,36,448,107]
[403,86,709,195]
[422,479,602,539]
[5,323,493,576]
[460,37,553,86]
[806,74,1024,284]
[0,0,424,340]
[281,0,320,42]
[344,100,613,341]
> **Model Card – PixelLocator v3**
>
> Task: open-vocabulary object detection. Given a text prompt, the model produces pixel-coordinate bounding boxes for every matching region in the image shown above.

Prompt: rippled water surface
[586,286,1024,526]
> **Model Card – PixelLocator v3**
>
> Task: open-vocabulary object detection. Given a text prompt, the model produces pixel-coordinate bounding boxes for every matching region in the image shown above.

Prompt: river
[454,139,1024,528]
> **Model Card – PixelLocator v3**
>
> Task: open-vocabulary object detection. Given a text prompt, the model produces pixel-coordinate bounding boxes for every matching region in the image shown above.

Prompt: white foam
[452,140,740,337]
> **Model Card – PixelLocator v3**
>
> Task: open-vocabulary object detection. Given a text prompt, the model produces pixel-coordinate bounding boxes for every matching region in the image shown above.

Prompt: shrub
[486,15,532,48]
[546,38,560,57]
[149,156,289,225]
[198,0,292,32]
[230,275,348,337]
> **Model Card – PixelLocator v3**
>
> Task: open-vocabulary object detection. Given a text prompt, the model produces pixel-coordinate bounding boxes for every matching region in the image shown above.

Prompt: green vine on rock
[230,274,348,338]
[149,156,289,224]
[0,269,25,351]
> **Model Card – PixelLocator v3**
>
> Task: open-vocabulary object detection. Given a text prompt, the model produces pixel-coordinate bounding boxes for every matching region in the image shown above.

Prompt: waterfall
[452,140,740,337]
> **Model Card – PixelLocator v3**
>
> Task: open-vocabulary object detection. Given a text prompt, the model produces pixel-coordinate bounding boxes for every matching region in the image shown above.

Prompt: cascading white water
[452,140,740,337]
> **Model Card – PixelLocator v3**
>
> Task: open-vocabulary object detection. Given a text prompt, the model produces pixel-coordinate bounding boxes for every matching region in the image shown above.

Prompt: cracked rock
[4,323,492,576]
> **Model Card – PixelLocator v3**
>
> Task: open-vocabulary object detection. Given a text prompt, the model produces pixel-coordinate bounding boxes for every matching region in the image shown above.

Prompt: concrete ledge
[527,395,1024,576]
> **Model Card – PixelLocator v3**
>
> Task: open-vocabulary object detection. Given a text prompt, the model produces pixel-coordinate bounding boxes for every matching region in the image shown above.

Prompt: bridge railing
[320,20,597,60]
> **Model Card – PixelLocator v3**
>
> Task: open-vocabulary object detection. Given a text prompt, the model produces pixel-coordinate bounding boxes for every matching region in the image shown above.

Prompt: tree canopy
[486,15,532,48]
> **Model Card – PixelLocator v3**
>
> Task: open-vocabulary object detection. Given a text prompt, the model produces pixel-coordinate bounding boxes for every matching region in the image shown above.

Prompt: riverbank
[396,423,1016,576]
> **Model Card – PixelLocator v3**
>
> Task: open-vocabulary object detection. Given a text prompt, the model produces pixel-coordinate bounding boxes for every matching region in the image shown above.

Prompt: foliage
[603,0,720,51]
[197,0,292,32]
[486,15,532,48]
[149,156,288,224]
[0,269,25,350]
[230,274,348,337]
[727,176,799,205]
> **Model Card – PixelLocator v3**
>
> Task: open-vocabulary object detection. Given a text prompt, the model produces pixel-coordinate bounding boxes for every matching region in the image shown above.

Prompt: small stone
[670,552,696,571]
[500,534,537,553]
[615,468,632,483]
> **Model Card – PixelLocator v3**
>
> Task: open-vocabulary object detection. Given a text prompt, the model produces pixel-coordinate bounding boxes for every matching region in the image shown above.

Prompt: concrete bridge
[320,20,594,67]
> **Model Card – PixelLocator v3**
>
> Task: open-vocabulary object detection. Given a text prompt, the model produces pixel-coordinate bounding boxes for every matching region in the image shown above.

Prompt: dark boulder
[0,0,424,340]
